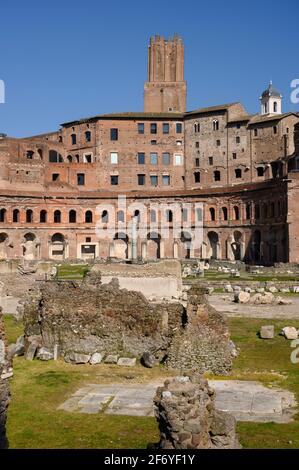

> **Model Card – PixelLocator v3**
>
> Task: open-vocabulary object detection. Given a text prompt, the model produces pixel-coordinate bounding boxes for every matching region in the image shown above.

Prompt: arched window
[221,207,228,221]
[234,206,240,220]
[85,210,93,223]
[71,133,77,145]
[246,204,251,220]
[75,154,80,163]
[101,210,109,223]
[134,210,140,222]
[255,204,260,219]
[37,149,43,159]
[150,210,157,223]
[194,122,200,133]
[54,210,61,223]
[67,155,72,163]
[117,210,124,223]
[13,209,20,223]
[194,171,200,183]
[263,204,268,219]
[166,210,173,223]
[209,207,216,221]
[49,150,63,163]
[273,125,278,135]
[212,119,219,131]
[273,101,277,113]
[182,208,188,222]
[196,208,203,221]
[270,202,275,218]
[85,131,91,142]
[69,210,76,223]
[214,170,221,181]
[26,209,33,223]
[0,209,7,223]
[40,210,47,223]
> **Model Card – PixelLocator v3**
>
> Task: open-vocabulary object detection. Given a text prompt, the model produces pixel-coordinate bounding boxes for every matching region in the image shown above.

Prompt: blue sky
[0,0,298,137]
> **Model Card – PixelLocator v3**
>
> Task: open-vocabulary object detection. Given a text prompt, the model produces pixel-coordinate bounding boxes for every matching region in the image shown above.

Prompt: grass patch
[7,359,174,449]
[5,316,299,448]
[226,318,299,449]
[56,264,89,280]
[3,315,24,344]
[198,272,299,283]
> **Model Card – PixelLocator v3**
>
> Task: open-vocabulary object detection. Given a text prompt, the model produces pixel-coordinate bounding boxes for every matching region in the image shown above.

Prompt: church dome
[261,81,282,98]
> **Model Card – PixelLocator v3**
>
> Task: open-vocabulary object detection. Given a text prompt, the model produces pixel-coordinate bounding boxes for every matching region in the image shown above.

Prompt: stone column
[131,217,138,261]
[141,241,147,260]
[173,240,179,259]
[109,242,115,258]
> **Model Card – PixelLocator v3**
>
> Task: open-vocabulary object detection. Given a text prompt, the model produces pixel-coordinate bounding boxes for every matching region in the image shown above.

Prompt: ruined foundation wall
[23,274,234,374]
[0,310,10,449]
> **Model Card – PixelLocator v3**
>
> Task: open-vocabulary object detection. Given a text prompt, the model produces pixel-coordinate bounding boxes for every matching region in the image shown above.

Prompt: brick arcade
[0,35,299,265]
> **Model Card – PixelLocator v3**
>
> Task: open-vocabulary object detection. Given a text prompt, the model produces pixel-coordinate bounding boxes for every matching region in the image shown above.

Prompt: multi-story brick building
[0,35,299,264]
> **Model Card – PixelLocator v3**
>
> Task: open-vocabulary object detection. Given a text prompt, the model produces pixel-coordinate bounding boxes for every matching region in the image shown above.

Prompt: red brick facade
[0,36,298,264]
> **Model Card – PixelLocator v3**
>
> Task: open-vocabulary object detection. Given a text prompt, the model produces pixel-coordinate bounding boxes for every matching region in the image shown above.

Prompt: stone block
[117,357,136,367]
[25,342,37,360]
[90,352,103,365]
[141,351,155,368]
[65,352,91,364]
[37,347,54,361]
[234,292,250,304]
[54,344,60,360]
[104,354,118,364]
[281,327,298,340]
[260,325,274,339]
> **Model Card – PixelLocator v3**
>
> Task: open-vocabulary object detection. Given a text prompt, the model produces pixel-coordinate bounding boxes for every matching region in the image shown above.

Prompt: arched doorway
[231,231,243,261]
[180,231,192,259]
[207,231,219,259]
[50,233,66,260]
[269,228,277,263]
[252,230,261,261]
[113,232,129,259]
[147,232,161,259]
[22,233,39,260]
[0,233,8,259]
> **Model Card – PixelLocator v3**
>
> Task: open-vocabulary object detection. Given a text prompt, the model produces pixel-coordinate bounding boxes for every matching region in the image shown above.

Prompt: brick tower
[144,35,186,113]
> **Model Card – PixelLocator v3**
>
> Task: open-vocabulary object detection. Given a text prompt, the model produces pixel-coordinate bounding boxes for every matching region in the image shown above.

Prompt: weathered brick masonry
[0,36,298,264]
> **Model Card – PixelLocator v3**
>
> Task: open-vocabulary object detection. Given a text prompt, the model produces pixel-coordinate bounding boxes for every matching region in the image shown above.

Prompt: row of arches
[0,208,93,224]
[207,200,285,223]
[0,226,287,263]
[0,200,285,226]
[25,149,91,164]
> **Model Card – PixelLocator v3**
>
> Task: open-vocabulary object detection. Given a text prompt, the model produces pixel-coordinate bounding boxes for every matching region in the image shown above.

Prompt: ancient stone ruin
[23,272,234,374]
[0,308,11,449]
[153,374,241,449]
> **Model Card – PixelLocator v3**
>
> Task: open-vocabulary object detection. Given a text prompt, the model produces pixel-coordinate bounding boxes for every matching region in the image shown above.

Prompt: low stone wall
[93,260,182,300]
[153,374,241,449]
[166,286,233,374]
[0,309,10,449]
[101,276,180,299]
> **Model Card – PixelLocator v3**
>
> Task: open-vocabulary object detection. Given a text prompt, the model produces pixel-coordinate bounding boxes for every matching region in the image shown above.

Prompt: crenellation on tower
[144,35,186,113]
